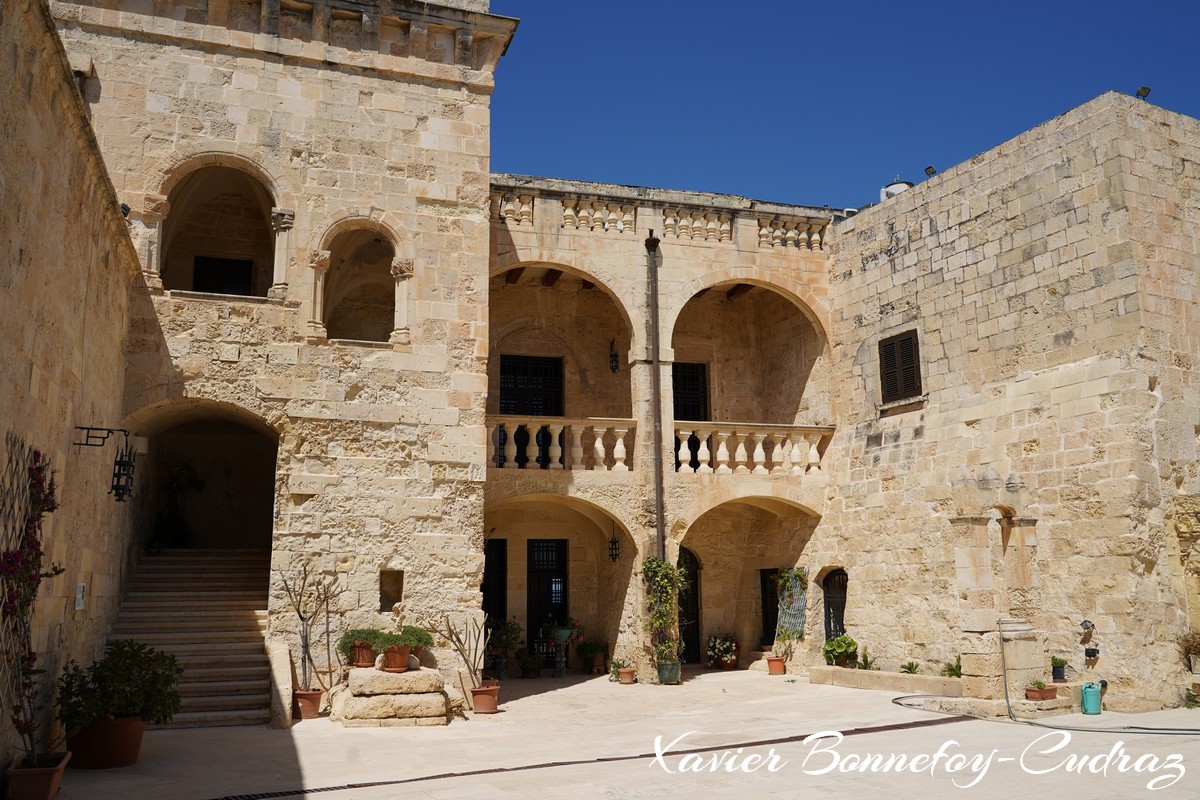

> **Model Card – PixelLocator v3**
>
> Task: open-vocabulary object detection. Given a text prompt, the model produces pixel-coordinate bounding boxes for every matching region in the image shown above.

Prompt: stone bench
[330,668,451,727]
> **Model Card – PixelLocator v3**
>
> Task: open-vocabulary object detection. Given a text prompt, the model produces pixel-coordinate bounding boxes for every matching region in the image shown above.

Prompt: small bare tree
[278,564,344,692]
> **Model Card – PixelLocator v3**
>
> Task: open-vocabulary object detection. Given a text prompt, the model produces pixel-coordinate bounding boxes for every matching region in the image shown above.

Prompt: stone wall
[819,92,1193,709]
[0,0,141,759]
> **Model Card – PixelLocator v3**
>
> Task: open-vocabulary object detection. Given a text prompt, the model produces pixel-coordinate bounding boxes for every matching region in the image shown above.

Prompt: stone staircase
[110,549,272,728]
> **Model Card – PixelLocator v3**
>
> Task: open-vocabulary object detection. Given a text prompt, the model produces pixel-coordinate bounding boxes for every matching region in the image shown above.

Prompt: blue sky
[488,1,1200,210]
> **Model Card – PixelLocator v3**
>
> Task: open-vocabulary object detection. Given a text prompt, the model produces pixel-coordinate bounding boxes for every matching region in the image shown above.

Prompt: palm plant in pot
[56,639,182,769]
[643,556,688,685]
[1,450,69,798]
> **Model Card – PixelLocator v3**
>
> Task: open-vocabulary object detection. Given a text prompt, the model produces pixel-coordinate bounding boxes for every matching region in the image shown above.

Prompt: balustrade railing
[673,423,833,475]
[488,416,636,471]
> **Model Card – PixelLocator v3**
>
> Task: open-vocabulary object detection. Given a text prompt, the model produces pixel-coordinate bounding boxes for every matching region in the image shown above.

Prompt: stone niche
[330,668,451,727]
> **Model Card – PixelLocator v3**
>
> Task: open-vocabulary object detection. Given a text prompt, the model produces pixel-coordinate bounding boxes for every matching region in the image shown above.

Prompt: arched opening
[678,498,817,657]
[132,406,278,551]
[484,497,636,672]
[323,228,396,342]
[487,266,634,470]
[161,166,275,297]
[822,568,848,640]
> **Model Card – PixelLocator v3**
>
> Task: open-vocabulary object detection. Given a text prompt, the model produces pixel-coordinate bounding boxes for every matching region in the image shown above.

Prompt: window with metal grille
[823,569,847,640]
[878,330,922,404]
[499,355,564,416]
[672,362,710,421]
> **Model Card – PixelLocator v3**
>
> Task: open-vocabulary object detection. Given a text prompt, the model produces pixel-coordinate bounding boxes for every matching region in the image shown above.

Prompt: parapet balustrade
[561,198,636,233]
[490,192,534,225]
[662,208,733,242]
[758,217,826,250]
[673,423,834,474]
[487,415,636,471]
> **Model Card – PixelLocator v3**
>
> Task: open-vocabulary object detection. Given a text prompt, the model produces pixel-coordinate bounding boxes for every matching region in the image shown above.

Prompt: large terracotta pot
[5,752,71,800]
[351,641,377,667]
[470,684,500,713]
[293,689,324,719]
[617,667,636,685]
[381,645,411,673]
[766,656,787,675]
[67,716,145,769]
[715,655,737,670]
[591,652,606,675]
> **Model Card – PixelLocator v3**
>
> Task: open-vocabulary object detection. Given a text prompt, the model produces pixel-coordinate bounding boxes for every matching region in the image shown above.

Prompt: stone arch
[309,210,416,261]
[152,146,292,211]
[673,485,821,541]
[123,396,286,439]
[489,257,636,350]
[667,269,830,344]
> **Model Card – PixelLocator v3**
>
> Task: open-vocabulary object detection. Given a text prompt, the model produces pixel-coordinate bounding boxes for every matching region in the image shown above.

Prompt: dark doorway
[678,548,701,663]
[823,569,848,640]
[499,355,564,416]
[672,363,709,421]
[193,256,254,296]
[527,539,568,666]
[482,539,507,624]
[760,568,780,647]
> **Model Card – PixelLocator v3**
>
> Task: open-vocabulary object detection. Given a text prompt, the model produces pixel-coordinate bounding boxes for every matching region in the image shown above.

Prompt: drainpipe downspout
[645,230,666,562]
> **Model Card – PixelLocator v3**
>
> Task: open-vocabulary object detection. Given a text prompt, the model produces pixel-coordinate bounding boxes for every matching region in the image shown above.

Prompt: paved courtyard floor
[59,669,1200,799]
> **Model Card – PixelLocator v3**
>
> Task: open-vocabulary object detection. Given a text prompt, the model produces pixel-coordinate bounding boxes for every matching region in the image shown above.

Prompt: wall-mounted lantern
[607,523,621,563]
[73,427,136,502]
[609,338,620,374]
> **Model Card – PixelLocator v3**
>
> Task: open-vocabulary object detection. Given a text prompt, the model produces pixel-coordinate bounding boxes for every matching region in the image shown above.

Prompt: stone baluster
[489,193,501,221]
[547,423,564,470]
[714,430,732,474]
[569,426,585,471]
[562,198,577,228]
[810,224,823,250]
[518,195,533,225]
[607,205,619,231]
[771,224,783,248]
[773,435,792,475]
[622,205,634,232]
[664,209,678,237]
[675,430,690,473]
[678,213,691,239]
[489,424,501,467]
[733,431,750,474]
[695,428,712,474]
[503,424,519,469]
[752,431,769,474]
[784,223,798,249]
[758,220,771,248]
[719,216,731,242]
[138,193,169,291]
[307,249,331,338]
[502,194,517,223]
[612,427,629,471]
[705,213,718,241]
[789,439,805,475]
[591,203,606,232]
[577,203,593,230]
[806,433,822,473]
[389,256,414,346]
[592,427,607,471]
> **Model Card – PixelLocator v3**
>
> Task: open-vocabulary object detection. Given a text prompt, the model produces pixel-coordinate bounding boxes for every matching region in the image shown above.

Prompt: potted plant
[767,625,803,675]
[1025,679,1058,701]
[337,628,383,668]
[424,613,499,713]
[576,639,609,675]
[279,564,343,719]
[822,634,858,668]
[1,451,70,798]
[515,645,541,679]
[609,658,636,684]
[706,633,738,669]
[488,616,523,679]
[1051,656,1069,683]
[643,556,688,685]
[56,640,182,769]
[374,632,410,673]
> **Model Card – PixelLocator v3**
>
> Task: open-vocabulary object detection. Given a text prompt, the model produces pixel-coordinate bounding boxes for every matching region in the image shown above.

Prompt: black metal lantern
[110,432,136,502]
[607,524,621,562]
[609,338,619,373]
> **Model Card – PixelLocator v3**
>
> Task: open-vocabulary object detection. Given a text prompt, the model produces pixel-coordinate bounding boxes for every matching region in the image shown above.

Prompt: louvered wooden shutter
[879,331,921,404]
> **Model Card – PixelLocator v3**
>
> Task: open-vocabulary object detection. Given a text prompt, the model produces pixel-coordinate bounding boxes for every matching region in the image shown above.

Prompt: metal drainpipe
[645,230,666,561]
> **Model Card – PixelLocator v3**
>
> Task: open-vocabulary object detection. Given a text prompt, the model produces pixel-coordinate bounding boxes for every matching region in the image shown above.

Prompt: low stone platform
[808,665,962,696]
[330,668,451,728]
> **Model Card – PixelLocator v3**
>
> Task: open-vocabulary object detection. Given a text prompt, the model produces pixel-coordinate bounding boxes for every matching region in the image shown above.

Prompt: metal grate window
[499,355,564,417]
[878,330,922,404]
[823,569,848,640]
[672,362,710,421]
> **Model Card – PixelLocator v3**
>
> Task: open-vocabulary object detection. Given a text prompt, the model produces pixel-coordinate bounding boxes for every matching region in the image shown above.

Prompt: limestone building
[2,0,1199,749]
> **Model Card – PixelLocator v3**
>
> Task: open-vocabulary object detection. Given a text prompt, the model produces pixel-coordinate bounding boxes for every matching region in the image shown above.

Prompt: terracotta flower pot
[381,644,411,673]
[766,656,787,675]
[293,688,324,719]
[591,652,606,675]
[351,641,377,668]
[6,752,71,800]
[617,667,636,684]
[470,684,500,713]
[67,716,145,769]
[715,655,737,670]
[1025,686,1058,701]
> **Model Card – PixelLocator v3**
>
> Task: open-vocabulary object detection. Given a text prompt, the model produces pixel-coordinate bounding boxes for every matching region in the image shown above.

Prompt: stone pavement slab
[57,671,1200,799]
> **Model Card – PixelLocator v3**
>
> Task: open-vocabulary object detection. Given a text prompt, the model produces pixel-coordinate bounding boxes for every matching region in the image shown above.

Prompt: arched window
[323,229,396,342]
[161,166,275,297]
[822,569,847,640]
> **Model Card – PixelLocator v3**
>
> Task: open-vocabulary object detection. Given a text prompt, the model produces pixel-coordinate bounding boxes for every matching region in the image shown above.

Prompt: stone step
[131,640,265,656]
[180,692,272,712]
[154,709,270,729]
[178,664,271,683]
[113,617,266,631]
[108,630,267,645]
[179,679,271,697]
